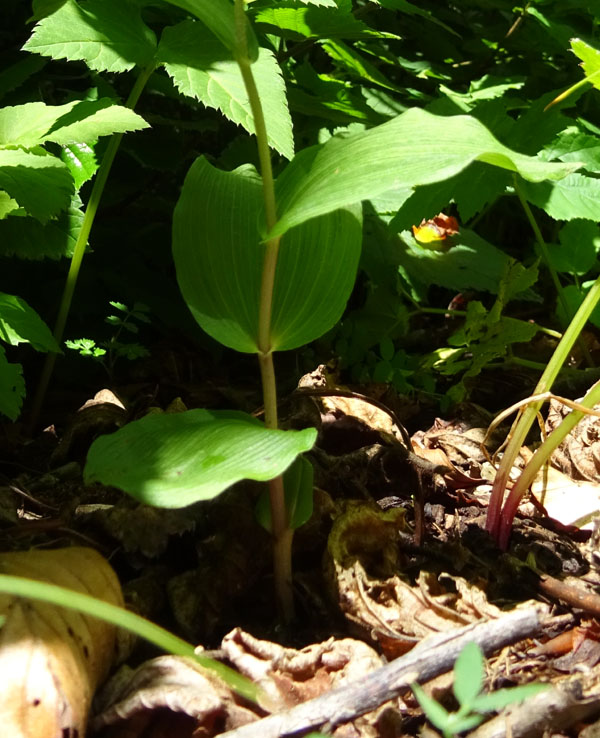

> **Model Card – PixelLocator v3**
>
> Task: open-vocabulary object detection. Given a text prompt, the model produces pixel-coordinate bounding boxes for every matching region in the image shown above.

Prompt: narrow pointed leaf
[158,22,293,159]
[270,108,580,239]
[453,642,484,708]
[84,410,317,507]
[470,683,550,713]
[23,0,157,73]
[173,157,362,353]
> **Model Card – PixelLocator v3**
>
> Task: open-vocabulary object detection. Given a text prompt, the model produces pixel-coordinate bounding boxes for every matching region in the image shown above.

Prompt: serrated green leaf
[165,0,259,63]
[453,643,484,708]
[0,292,60,352]
[0,192,84,259]
[541,127,600,173]
[0,100,148,148]
[0,149,73,223]
[0,346,25,421]
[271,108,579,239]
[0,192,19,219]
[546,220,600,275]
[173,157,362,353]
[254,1,383,40]
[23,0,157,73]
[60,141,98,190]
[109,301,128,312]
[84,409,317,507]
[520,173,600,222]
[158,21,293,159]
[571,38,600,91]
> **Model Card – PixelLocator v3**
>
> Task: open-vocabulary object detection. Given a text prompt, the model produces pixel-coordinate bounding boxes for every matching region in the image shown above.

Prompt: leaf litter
[4,372,600,737]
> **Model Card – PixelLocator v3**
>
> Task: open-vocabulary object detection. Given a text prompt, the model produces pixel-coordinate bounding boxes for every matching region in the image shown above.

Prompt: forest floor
[3,349,600,738]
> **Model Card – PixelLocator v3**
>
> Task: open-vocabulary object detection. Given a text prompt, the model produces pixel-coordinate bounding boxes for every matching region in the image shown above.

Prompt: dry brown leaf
[325,502,504,658]
[547,396,600,483]
[221,628,394,738]
[0,546,124,738]
[92,655,257,738]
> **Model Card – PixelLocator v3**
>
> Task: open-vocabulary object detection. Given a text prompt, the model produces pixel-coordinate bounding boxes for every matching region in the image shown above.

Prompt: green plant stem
[0,574,258,702]
[497,379,600,548]
[513,176,592,366]
[486,274,600,542]
[29,62,155,428]
[235,0,293,622]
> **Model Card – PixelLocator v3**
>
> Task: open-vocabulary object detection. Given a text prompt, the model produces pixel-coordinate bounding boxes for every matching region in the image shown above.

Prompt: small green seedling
[65,301,150,378]
[412,642,548,738]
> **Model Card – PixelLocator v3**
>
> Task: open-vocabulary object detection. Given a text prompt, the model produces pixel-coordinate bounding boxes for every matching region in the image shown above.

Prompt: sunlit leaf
[173,157,362,353]
[271,108,579,239]
[84,410,317,507]
[159,21,293,159]
[23,0,157,73]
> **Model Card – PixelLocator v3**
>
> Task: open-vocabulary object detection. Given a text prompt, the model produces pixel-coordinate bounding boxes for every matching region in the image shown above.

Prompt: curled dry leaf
[0,546,124,738]
[325,502,503,658]
[221,627,396,738]
[92,655,257,737]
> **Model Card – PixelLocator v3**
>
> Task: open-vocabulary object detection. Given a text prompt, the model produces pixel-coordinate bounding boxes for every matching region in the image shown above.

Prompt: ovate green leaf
[0,149,73,223]
[0,292,59,352]
[84,410,317,507]
[0,346,25,421]
[271,108,579,239]
[173,157,362,352]
[158,22,293,159]
[23,0,157,73]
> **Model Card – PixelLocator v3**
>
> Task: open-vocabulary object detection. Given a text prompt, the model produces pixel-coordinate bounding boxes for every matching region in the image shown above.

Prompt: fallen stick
[220,607,542,738]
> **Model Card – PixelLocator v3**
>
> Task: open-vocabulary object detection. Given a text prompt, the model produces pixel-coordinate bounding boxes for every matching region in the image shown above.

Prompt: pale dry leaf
[92,655,257,737]
[220,627,393,738]
[0,546,124,738]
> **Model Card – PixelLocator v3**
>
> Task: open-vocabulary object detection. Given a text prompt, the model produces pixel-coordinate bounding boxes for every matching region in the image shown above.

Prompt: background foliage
[2,0,600,418]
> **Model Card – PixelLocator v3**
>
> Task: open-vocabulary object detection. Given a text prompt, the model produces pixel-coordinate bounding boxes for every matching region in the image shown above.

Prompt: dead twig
[219,608,543,738]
